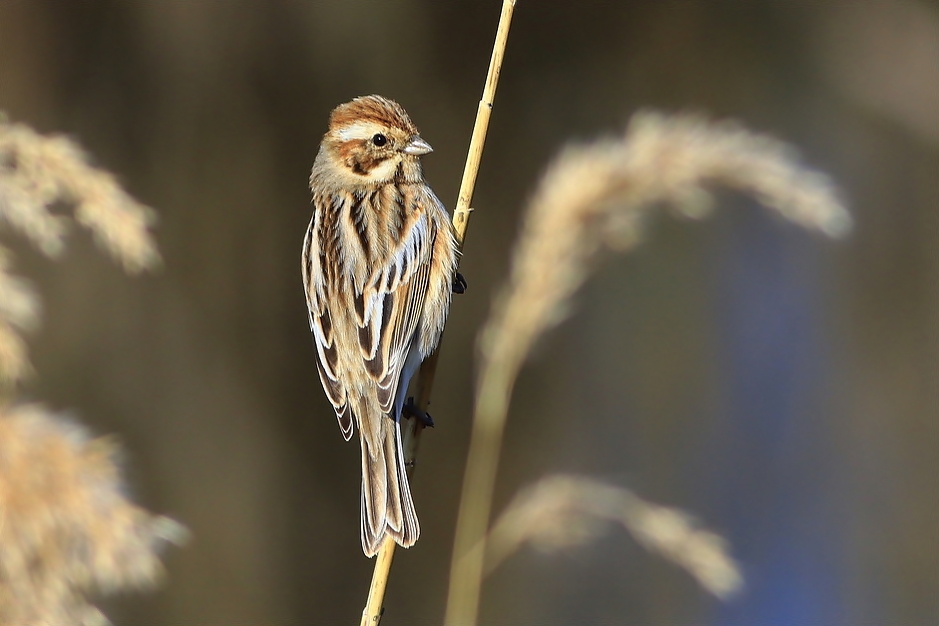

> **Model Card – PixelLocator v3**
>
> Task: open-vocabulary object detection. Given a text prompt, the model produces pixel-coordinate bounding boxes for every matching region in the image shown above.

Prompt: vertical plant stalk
[443,351,517,626]
[359,2,516,624]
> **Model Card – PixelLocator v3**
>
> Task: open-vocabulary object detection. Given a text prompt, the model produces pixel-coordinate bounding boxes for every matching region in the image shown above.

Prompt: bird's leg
[402,397,434,427]
[452,272,467,295]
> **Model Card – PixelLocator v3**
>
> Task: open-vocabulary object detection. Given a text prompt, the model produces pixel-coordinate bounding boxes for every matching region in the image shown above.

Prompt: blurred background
[0,1,936,624]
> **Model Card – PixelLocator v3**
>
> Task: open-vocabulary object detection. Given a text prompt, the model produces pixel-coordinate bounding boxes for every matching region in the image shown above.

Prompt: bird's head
[319,95,432,187]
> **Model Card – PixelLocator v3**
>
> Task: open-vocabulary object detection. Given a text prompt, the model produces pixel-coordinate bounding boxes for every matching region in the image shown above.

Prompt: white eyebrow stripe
[337,121,384,141]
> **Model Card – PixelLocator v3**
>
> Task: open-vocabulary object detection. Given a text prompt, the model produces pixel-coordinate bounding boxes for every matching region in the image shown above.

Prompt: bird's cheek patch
[365,158,399,181]
[337,139,365,164]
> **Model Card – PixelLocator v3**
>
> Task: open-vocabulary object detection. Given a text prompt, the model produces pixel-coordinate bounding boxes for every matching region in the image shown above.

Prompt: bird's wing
[303,207,354,440]
[356,205,436,416]
[304,191,440,441]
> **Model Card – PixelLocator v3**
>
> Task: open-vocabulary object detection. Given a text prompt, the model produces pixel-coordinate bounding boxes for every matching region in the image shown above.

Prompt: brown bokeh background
[1,1,936,624]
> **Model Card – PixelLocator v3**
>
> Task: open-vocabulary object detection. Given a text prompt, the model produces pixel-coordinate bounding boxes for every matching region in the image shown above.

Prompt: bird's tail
[357,399,419,557]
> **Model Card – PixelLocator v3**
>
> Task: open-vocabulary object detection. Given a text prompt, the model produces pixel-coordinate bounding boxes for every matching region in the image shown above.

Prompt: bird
[302,95,461,557]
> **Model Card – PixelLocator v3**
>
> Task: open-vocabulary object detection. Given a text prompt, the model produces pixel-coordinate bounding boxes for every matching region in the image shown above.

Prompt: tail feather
[360,433,387,546]
[358,400,420,557]
[383,420,404,534]
[394,420,420,545]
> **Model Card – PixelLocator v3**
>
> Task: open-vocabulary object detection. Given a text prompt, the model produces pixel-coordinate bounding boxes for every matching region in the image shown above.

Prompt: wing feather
[303,208,354,441]
[361,209,436,415]
[303,187,443,439]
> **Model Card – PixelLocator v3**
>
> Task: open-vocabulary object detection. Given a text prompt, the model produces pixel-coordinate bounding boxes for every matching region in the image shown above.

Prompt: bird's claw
[402,397,434,427]
[452,272,467,295]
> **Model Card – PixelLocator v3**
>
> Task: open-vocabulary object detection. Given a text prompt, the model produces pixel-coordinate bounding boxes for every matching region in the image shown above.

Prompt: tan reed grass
[483,474,743,599]
[0,113,178,624]
[444,111,850,625]
[0,404,187,626]
[0,246,38,383]
[0,114,160,383]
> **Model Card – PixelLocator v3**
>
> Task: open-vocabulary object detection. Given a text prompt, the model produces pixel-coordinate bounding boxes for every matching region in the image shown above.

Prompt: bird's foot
[452,272,467,295]
[402,397,434,428]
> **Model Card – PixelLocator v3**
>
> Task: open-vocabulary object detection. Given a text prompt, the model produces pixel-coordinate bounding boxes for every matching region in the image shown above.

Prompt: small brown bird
[302,95,460,556]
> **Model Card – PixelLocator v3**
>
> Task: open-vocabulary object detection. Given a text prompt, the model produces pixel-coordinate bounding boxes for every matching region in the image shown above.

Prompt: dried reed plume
[445,111,850,624]
[0,404,187,626]
[0,113,160,383]
[0,114,178,624]
[484,474,742,599]
[0,247,38,383]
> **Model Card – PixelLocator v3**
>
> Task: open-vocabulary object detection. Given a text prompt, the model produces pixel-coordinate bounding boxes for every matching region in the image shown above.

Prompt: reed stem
[359,2,516,624]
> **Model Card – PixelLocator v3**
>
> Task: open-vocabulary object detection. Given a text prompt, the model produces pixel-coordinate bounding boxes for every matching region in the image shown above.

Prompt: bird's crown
[329,95,417,135]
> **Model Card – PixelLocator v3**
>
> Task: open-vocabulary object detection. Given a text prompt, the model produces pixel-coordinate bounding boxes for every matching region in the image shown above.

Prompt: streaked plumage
[302,95,458,556]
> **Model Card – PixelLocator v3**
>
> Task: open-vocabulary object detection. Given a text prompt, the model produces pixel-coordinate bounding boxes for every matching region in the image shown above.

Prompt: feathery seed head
[0,113,161,385]
[0,404,186,624]
[484,475,743,599]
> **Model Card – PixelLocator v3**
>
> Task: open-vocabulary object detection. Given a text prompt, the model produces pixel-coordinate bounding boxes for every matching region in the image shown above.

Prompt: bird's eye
[372,133,387,147]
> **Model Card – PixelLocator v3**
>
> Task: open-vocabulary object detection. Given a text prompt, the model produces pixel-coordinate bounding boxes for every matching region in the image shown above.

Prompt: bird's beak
[403,136,433,155]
